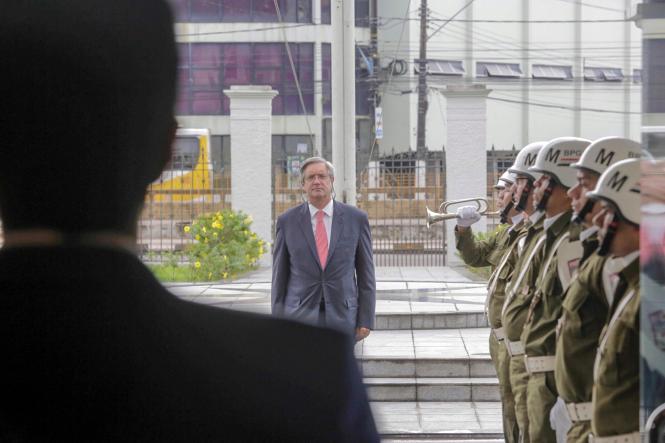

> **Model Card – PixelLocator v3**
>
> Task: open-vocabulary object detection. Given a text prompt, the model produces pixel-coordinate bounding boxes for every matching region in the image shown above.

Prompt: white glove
[456,205,481,227]
[549,397,572,443]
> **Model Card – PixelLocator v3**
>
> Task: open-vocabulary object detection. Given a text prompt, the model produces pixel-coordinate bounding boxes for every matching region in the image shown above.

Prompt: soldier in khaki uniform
[554,137,642,443]
[500,141,547,442]
[454,170,521,443]
[519,138,590,443]
[587,159,641,443]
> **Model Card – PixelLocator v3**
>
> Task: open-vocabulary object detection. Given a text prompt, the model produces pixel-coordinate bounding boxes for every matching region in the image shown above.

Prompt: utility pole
[416,0,428,154]
[370,0,379,149]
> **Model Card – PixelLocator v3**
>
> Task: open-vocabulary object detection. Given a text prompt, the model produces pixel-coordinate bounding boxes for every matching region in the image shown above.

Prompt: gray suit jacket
[271,200,376,333]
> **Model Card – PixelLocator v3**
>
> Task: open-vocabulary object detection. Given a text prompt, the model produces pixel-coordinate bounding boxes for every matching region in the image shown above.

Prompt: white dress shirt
[309,200,333,245]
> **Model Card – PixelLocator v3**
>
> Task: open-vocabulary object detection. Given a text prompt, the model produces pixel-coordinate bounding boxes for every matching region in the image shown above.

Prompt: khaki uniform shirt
[456,225,522,329]
[591,258,640,437]
[521,211,578,358]
[502,215,546,342]
[554,233,608,403]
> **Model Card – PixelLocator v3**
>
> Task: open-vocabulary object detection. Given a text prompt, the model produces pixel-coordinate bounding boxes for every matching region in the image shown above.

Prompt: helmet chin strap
[535,181,555,212]
[515,180,532,212]
[572,199,595,225]
[597,213,619,257]
[499,201,514,224]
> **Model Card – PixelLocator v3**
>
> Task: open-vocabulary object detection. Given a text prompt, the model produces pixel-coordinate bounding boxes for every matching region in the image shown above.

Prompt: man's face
[498,184,514,210]
[302,162,334,202]
[532,174,551,209]
[567,169,600,225]
[593,201,638,256]
[513,176,531,209]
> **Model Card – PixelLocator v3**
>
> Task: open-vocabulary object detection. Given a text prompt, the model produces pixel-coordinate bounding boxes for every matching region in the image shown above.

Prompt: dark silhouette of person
[0,1,378,441]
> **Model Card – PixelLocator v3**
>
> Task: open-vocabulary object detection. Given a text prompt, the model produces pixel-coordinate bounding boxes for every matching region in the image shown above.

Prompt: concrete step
[364,377,500,402]
[375,311,488,330]
[371,401,503,439]
[360,356,495,379]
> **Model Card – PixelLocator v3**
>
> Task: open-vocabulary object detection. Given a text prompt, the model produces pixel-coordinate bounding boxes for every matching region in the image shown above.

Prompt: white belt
[506,340,524,357]
[587,431,640,443]
[492,327,505,341]
[565,401,592,422]
[524,355,555,374]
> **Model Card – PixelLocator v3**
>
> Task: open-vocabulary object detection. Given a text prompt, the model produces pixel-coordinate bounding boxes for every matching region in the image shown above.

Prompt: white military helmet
[508,141,547,181]
[570,136,642,175]
[586,158,640,225]
[529,137,590,188]
[494,170,515,189]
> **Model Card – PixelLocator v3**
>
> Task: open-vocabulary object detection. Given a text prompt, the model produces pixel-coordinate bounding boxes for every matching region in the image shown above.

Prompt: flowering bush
[184,210,266,281]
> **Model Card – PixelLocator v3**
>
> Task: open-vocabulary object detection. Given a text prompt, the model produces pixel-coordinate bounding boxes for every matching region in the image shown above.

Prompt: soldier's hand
[456,205,481,227]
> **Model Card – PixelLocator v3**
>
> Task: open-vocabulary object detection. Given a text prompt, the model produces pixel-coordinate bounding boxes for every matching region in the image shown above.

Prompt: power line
[487,96,641,114]
[377,16,632,23]
[175,23,309,37]
[426,0,475,42]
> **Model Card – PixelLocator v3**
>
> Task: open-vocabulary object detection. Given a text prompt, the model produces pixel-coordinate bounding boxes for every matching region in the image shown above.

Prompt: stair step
[376,311,488,330]
[364,377,500,402]
[361,356,496,378]
[371,401,503,439]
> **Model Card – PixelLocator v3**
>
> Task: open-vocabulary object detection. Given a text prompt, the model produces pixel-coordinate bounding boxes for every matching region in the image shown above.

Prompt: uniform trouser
[509,355,530,442]
[526,371,557,443]
[490,334,519,443]
[566,420,591,443]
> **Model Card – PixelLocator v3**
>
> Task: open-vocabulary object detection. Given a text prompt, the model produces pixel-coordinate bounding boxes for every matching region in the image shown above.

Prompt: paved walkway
[168,266,501,440]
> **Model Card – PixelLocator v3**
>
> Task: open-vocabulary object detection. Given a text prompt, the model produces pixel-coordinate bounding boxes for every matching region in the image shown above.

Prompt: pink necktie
[315,210,329,268]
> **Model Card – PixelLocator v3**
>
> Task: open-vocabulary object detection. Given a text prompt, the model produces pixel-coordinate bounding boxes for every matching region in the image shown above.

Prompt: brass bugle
[426,197,502,228]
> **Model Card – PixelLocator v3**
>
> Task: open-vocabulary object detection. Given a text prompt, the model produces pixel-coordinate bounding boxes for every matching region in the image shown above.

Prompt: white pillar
[331,0,356,204]
[440,85,490,266]
[223,85,278,267]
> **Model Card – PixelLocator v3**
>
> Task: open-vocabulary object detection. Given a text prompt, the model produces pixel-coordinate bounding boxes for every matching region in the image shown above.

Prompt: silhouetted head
[0,0,177,235]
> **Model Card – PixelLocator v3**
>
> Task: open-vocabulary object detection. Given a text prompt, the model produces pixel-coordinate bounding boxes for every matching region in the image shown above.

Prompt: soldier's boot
[509,356,530,442]
[566,420,591,443]
[498,343,519,443]
[526,372,557,443]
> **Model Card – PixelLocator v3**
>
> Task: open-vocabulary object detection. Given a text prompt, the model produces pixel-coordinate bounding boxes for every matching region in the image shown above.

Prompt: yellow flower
[245,215,253,225]
[195,234,201,241]
[195,261,201,269]
[259,248,264,255]
[213,232,218,238]
[208,272,212,279]
[183,225,190,233]
[222,272,228,279]
[202,227,207,233]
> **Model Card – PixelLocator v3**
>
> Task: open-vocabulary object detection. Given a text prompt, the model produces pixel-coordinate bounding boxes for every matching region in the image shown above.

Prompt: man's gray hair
[300,157,335,184]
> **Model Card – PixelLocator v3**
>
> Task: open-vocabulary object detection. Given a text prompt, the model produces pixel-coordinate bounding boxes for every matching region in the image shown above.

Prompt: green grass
[148,264,199,282]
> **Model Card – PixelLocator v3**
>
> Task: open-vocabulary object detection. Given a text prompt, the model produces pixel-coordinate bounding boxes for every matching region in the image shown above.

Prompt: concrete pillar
[415,159,426,200]
[331,0,356,204]
[223,85,278,266]
[439,84,490,266]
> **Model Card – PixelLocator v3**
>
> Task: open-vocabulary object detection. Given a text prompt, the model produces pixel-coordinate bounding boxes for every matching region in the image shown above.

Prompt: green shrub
[184,210,266,281]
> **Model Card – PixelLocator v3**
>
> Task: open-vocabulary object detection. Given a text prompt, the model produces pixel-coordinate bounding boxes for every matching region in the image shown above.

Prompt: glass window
[583,67,624,82]
[532,64,573,80]
[176,43,314,116]
[170,136,201,170]
[322,43,332,115]
[476,62,522,78]
[170,0,311,23]
[356,46,371,116]
[355,0,370,27]
[321,0,331,24]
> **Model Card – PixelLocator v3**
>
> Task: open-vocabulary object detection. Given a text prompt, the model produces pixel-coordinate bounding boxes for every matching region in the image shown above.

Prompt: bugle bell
[425,197,501,228]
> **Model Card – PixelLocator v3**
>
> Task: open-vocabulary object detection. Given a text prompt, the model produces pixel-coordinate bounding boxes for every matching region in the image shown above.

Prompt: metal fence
[136,157,503,266]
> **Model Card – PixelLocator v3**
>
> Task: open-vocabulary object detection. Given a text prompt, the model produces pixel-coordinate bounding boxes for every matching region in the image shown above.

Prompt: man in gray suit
[272,157,376,341]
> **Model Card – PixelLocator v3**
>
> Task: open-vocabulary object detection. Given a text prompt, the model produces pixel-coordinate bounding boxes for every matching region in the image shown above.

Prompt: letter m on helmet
[525,153,537,166]
[607,171,628,192]
[545,149,560,163]
[595,148,615,166]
